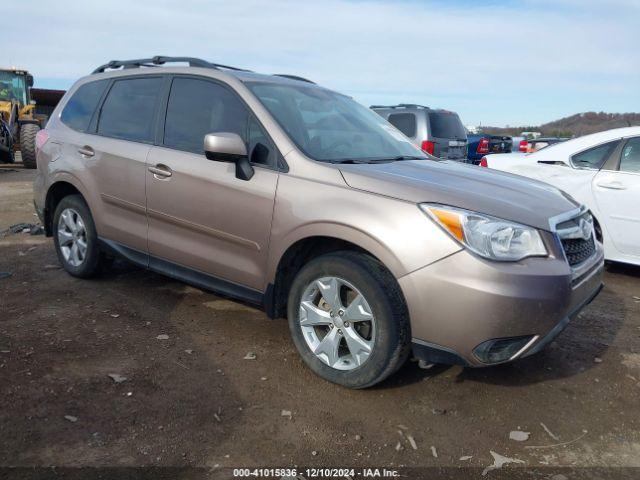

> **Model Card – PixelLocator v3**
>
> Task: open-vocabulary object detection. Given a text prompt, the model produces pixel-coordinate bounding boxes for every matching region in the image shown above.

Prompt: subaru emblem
[579,218,592,240]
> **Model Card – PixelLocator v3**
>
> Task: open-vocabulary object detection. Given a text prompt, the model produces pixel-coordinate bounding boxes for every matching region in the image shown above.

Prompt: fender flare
[267,221,407,284]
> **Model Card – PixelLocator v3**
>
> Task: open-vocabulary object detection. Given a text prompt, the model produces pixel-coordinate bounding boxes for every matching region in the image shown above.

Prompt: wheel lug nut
[338,310,344,316]
[338,329,342,335]
[344,321,350,327]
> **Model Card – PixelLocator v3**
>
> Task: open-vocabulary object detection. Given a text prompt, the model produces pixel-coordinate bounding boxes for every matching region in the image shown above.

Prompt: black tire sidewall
[287,253,409,389]
[52,195,100,278]
[20,123,39,169]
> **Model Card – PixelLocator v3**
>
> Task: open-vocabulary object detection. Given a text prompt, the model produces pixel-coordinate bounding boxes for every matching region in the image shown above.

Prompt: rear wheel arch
[44,181,85,236]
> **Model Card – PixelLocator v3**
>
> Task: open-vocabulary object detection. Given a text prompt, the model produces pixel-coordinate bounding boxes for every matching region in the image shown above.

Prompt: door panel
[145,146,278,290]
[146,76,279,290]
[83,76,165,254]
[83,135,150,253]
[592,170,640,257]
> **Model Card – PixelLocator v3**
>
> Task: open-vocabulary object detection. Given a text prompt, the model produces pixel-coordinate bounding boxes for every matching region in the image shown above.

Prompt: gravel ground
[1,165,639,479]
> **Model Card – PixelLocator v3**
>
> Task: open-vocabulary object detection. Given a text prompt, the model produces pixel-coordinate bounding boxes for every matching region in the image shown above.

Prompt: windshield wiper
[328,155,426,164]
[328,159,372,164]
[388,155,426,161]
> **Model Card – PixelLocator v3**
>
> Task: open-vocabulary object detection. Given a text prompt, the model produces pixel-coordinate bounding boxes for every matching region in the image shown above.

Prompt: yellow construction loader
[0,67,48,168]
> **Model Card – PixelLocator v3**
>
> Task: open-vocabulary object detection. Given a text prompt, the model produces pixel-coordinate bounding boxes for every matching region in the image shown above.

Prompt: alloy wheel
[299,276,376,371]
[57,208,88,267]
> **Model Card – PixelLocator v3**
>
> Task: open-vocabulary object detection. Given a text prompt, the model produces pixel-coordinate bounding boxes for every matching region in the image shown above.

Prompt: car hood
[339,160,579,231]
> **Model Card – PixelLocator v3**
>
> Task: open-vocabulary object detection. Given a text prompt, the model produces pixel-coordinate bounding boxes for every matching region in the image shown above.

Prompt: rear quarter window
[387,113,416,138]
[619,137,640,173]
[428,112,466,139]
[60,80,109,132]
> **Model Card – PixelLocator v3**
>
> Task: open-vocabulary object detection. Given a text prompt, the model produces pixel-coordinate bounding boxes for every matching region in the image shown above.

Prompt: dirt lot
[1,164,640,479]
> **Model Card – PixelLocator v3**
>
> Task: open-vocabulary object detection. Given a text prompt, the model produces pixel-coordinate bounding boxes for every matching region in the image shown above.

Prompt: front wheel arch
[268,234,400,319]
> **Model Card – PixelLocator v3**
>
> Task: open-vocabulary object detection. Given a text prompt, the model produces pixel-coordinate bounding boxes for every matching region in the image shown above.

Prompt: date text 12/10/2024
[232,467,400,477]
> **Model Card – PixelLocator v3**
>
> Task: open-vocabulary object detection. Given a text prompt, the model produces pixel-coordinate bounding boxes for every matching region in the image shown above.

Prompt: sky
[2,0,638,127]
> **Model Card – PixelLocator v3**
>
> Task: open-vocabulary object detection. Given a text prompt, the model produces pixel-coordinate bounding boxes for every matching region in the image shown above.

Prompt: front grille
[554,209,597,268]
[561,236,596,266]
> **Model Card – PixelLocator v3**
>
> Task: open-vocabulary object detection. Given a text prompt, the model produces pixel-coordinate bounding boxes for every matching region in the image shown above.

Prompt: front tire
[20,123,39,169]
[287,251,411,389]
[53,195,101,278]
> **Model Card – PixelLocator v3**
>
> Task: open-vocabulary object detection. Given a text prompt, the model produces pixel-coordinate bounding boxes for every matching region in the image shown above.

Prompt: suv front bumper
[399,243,604,367]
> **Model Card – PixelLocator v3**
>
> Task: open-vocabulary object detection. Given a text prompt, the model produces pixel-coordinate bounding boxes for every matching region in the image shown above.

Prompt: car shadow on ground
[605,261,640,278]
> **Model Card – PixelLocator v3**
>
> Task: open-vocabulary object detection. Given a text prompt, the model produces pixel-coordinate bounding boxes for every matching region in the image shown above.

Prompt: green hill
[483,112,640,137]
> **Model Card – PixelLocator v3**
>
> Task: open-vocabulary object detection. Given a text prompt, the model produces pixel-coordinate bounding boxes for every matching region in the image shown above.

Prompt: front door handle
[148,164,173,179]
[596,181,626,190]
[78,146,94,157]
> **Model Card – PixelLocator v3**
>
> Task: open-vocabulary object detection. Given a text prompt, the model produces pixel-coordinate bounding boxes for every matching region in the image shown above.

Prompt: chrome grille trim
[549,205,602,284]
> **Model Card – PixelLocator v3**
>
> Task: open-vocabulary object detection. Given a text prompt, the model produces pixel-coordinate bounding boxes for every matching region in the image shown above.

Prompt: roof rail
[370,104,430,110]
[273,74,316,84]
[92,56,251,74]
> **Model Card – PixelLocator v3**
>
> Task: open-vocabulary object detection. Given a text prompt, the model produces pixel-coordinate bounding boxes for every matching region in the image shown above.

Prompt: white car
[482,127,640,266]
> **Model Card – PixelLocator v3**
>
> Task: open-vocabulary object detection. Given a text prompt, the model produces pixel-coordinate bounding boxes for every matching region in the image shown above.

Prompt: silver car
[371,104,468,161]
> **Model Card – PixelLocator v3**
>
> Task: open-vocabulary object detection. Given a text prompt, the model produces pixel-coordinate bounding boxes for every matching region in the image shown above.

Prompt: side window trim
[87,78,115,134]
[601,138,626,172]
[154,76,173,146]
[159,73,285,172]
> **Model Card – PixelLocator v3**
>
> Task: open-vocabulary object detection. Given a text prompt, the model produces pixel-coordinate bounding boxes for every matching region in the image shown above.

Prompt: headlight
[420,204,547,261]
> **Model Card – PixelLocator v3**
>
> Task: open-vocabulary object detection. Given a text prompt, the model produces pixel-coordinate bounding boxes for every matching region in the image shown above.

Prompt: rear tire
[20,123,39,169]
[287,251,411,389]
[53,195,101,278]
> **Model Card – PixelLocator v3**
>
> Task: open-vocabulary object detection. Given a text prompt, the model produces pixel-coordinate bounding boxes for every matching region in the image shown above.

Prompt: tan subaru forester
[33,56,603,388]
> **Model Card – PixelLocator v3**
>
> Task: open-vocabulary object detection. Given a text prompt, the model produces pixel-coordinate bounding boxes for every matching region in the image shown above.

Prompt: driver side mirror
[204,132,254,181]
[26,74,34,88]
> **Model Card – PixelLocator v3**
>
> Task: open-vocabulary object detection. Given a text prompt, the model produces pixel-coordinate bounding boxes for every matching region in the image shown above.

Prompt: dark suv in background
[371,104,468,161]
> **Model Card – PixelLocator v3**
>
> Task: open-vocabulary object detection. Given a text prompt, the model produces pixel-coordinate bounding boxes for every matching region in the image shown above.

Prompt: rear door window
[387,113,416,138]
[428,112,466,139]
[571,141,618,169]
[163,77,248,154]
[619,137,640,173]
[97,77,164,143]
[60,80,109,132]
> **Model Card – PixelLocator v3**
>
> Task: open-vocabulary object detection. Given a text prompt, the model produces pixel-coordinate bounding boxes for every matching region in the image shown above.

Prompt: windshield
[0,71,27,105]
[246,82,427,162]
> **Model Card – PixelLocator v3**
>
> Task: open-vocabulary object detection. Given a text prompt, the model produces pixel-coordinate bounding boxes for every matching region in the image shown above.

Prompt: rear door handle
[78,146,94,157]
[596,181,626,190]
[148,164,172,178]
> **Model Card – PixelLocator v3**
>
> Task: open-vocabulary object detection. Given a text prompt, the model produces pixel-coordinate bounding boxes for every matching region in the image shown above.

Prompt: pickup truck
[467,134,512,164]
